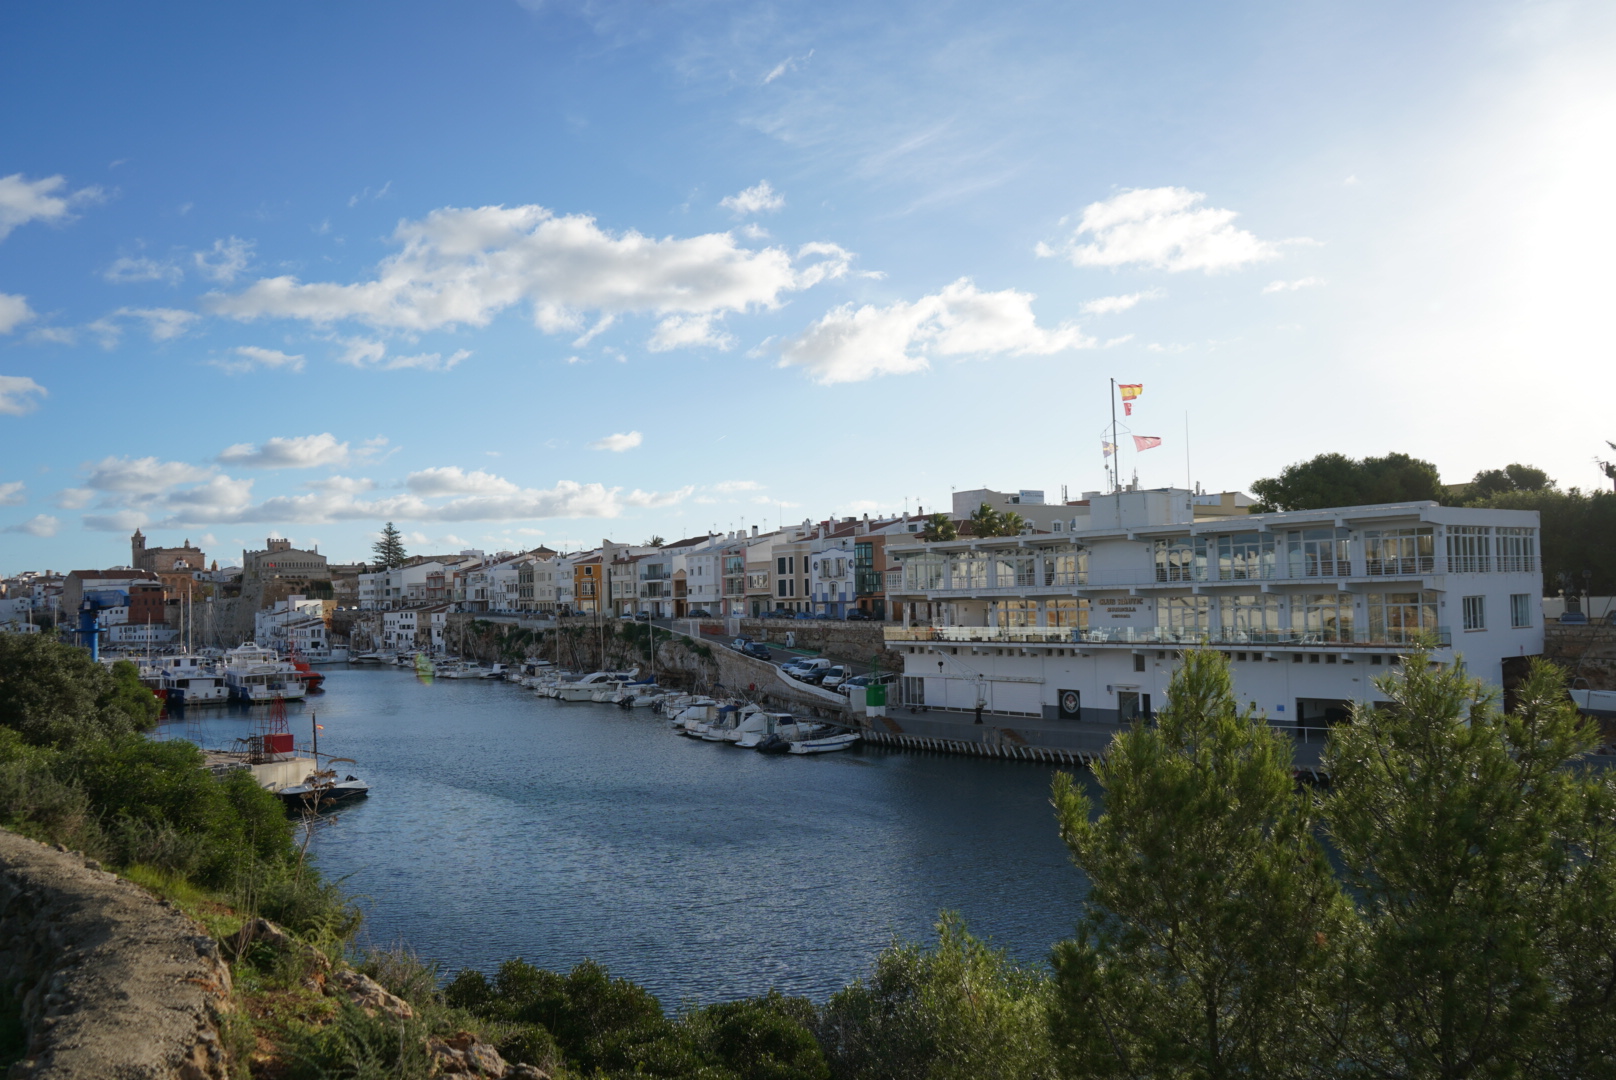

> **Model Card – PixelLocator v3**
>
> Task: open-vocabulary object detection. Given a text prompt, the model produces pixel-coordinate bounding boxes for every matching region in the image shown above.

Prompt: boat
[277,773,370,812]
[1571,688,1616,719]
[349,651,392,665]
[731,710,789,748]
[222,644,308,703]
[557,671,636,701]
[435,660,486,679]
[788,728,861,755]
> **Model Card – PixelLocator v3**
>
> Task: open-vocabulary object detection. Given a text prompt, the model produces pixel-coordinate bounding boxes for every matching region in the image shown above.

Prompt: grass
[122,863,247,942]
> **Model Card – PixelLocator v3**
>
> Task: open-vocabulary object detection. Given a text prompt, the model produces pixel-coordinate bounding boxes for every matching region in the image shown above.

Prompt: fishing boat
[788,727,861,755]
[153,655,229,706]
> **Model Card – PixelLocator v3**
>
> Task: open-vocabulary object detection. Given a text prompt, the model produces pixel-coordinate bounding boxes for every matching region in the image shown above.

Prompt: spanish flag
[1119,383,1143,401]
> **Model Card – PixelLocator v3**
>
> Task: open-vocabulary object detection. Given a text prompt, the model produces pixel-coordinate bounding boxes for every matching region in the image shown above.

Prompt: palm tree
[1600,441,1616,492]
[969,502,1005,538]
[920,513,958,542]
[998,510,1028,536]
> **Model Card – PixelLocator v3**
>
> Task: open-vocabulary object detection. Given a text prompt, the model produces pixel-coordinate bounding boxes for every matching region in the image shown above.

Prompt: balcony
[886,625,1452,649]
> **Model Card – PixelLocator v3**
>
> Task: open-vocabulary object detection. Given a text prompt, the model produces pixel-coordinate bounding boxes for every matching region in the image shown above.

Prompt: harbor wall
[0,828,233,1079]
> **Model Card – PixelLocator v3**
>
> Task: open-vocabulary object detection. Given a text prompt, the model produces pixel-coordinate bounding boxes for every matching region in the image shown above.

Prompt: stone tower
[131,528,146,569]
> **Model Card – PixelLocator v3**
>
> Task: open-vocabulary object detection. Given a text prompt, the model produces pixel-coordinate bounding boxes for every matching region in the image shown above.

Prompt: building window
[1161,595,1209,637]
[1293,593,1354,643]
[1363,528,1435,575]
[1496,528,1538,573]
[1510,593,1532,628]
[1446,526,1492,574]
[1462,595,1486,631]
[1367,591,1440,644]
[1154,538,1196,582]
[1133,653,1146,672]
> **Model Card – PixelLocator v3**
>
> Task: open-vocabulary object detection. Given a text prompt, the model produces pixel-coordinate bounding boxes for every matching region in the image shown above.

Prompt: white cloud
[194,237,255,283]
[762,51,812,84]
[0,481,24,506]
[84,456,212,495]
[53,488,93,509]
[1079,288,1165,315]
[1261,277,1324,294]
[28,326,75,345]
[104,256,181,285]
[82,510,149,532]
[206,204,853,343]
[330,336,467,371]
[89,307,199,347]
[720,181,785,217]
[218,433,350,469]
[0,376,46,416]
[588,431,643,452]
[622,486,694,509]
[0,294,34,334]
[212,346,306,374]
[1038,187,1285,273]
[648,313,733,352]
[779,277,1093,384]
[711,480,763,493]
[406,466,520,497]
[0,174,103,242]
[4,514,59,537]
[571,314,615,347]
[305,475,376,495]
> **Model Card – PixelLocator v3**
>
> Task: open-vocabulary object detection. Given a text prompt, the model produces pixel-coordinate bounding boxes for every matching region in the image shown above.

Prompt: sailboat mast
[1109,377,1120,493]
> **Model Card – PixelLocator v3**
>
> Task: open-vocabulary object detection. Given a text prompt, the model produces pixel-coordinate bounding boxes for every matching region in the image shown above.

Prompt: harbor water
[174,666,1096,1004]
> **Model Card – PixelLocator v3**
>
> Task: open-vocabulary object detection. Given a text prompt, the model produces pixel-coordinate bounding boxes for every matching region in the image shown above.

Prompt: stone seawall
[0,830,232,1079]
[738,619,904,670]
[1545,622,1616,690]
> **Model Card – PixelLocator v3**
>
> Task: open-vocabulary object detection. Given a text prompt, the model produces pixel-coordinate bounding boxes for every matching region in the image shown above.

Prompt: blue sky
[2,0,1613,571]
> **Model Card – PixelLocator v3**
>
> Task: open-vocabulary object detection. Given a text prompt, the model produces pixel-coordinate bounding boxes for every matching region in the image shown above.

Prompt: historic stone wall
[738,619,904,671]
[1544,622,1616,690]
[0,829,232,1079]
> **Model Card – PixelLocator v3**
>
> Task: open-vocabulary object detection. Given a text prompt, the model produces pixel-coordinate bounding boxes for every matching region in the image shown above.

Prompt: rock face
[0,830,233,1079]
[329,968,415,1021]
[425,1031,514,1076]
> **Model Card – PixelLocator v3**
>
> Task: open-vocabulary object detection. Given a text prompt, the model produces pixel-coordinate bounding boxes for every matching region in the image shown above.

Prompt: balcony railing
[886,625,1452,648]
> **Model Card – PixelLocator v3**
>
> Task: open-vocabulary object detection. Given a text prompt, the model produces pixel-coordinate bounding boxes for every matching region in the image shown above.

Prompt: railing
[886,625,1452,648]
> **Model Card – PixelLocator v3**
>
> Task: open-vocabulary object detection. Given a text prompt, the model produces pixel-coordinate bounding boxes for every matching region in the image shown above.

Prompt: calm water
[174,666,1095,1003]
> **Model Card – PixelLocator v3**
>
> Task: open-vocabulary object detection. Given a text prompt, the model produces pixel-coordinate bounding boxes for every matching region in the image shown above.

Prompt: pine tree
[1050,649,1350,1080]
[1323,653,1616,1079]
[372,521,407,569]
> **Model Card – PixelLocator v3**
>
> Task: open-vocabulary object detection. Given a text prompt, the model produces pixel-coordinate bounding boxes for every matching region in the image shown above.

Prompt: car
[732,636,752,650]
[844,610,871,621]
[1560,611,1590,625]
[769,608,794,620]
[742,642,772,660]
[820,665,851,689]
[793,611,815,620]
[634,612,652,621]
[687,609,712,618]
[619,612,636,620]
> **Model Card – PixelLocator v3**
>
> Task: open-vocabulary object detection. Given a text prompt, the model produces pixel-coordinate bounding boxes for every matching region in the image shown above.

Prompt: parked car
[687,609,712,618]
[769,608,794,619]
[790,658,834,684]
[732,636,752,650]
[841,672,897,691]
[1561,611,1590,625]
[634,612,652,621]
[844,610,871,621]
[742,642,772,660]
[820,665,851,689]
[793,611,815,620]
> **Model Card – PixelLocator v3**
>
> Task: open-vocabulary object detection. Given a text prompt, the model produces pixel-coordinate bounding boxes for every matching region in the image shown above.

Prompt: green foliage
[0,636,159,746]
[1465,462,1554,500]
[1250,451,1443,512]
[282,1001,436,1080]
[686,992,828,1080]
[1599,440,1615,491]
[1467,486,1616,594]
[1050,649,1348,1080]
[372,521,407,570]
[919,513,957,543]
[817,913,1053,1080]
[1323,654,1616,1078]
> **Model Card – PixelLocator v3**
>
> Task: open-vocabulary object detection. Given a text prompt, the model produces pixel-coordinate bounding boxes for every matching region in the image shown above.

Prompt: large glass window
[1446,526,1491,574]
[1285,527,1351,578]
[1046,598,1089,628]
[1462,595,1486,631]
[992,553,1034,588]
[1496,528,1538,572]
[1367,591,1439,643]
[1043,549,1085,586]
[1217,594,1282,641]
[1206,532,1275,580]
[1154,538,1196,582]
[1160,595,1209,638]
[993,599,1035,627]
[1510,593,1532,628]
[949,551,989,590]
[902,554,945,592]
[1293,593,1355,642]
[1363,528,1435,575]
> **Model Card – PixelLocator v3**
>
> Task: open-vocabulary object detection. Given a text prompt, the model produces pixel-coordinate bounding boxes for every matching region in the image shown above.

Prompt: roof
[68,569,161,582]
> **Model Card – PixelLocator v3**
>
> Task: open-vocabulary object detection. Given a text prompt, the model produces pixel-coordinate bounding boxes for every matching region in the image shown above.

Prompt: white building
[886,491,1543,727]
[809,536,856,617]
[253,595,328,649]
[381,609,426,651]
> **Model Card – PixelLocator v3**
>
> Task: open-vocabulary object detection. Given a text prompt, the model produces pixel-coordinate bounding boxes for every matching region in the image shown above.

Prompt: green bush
[0,637,158,747]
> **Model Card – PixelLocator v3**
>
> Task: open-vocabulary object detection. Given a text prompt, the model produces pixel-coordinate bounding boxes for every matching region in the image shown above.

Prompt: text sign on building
[1095,596,1155,628]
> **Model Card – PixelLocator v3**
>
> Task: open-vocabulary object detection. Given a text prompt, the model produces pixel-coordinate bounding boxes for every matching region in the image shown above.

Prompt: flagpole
[1109,378,1119,493]
[1184,411,1192,493]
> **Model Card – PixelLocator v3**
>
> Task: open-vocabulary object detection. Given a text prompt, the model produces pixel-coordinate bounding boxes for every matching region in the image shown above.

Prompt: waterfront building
[885,489,1543,727]
[254,594,329,650]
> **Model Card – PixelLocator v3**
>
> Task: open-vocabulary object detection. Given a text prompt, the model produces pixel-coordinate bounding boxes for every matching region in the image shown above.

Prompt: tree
[919,513,958,542]
[1468,486,1616,594]
[1251,452,1443,512]
[1465,462,1554,501]
[1323,654,1616,1078]
[1598,440,1616,492]
[372,521,407,569]
[968,502,1005,537]
[1050,649,1349,1080]
[998,510,1028,536]
[643,535,666,547]
[0,636,159,747]
[817,913,1054,1080]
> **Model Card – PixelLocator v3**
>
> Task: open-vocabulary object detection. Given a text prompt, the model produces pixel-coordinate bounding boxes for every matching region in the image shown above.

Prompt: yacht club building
[884,489,1542,730]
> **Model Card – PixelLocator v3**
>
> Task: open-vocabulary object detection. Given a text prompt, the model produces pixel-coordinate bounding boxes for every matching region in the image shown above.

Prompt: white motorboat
[151,655,229,706]
[222,644,308,703]
[789,729,861,755]
[435,660,486,679]
[557,672,621,701]
[730,709,786,747]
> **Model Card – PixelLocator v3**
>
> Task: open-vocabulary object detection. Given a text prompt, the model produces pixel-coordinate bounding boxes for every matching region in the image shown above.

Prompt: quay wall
[0,829,233,1079]
[736,619,904,670]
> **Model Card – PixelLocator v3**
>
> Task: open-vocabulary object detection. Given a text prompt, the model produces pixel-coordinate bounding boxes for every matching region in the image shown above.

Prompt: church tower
[131,529,146,570]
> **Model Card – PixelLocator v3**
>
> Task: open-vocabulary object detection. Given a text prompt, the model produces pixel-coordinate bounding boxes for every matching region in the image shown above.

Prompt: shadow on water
[174,666,1098,1002]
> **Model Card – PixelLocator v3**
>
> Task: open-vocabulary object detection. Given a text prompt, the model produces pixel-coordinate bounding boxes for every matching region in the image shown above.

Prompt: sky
[2,0,1613,571]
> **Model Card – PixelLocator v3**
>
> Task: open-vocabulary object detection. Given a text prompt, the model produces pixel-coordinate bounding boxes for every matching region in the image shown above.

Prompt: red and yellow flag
[1119,383,1143,401]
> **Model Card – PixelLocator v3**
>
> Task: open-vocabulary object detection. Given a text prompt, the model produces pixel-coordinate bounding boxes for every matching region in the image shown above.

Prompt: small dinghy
[788,729,860,755]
